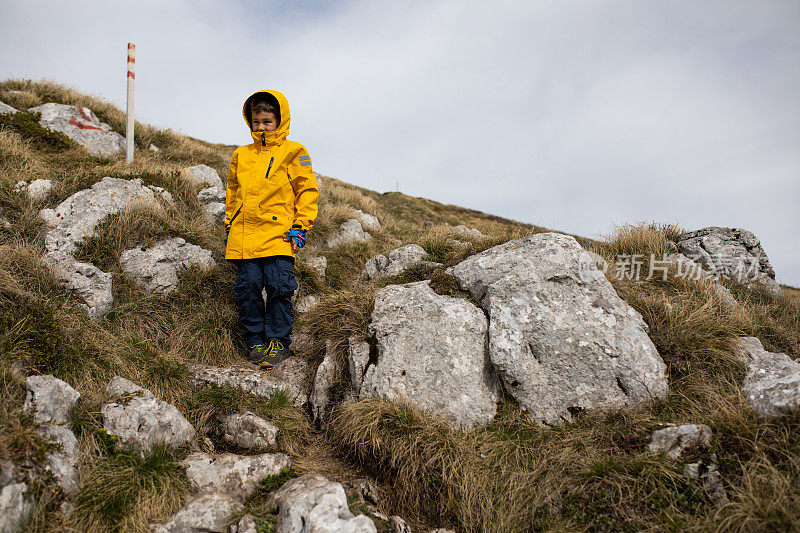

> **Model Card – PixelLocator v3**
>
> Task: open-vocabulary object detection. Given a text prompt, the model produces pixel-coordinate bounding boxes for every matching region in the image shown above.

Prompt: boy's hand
[284,225,306,251]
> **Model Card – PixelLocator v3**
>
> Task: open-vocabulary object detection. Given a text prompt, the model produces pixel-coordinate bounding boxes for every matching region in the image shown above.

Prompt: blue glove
[283,225,306,249]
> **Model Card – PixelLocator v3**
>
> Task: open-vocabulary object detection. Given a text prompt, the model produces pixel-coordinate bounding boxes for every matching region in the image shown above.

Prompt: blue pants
[233,256,298,348]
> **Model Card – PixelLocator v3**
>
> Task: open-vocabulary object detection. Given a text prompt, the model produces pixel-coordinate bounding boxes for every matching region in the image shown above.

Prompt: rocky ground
[1,80,799,532]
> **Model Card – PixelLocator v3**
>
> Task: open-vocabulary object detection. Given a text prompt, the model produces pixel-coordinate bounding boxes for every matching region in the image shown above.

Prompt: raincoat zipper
[265,157,274,180]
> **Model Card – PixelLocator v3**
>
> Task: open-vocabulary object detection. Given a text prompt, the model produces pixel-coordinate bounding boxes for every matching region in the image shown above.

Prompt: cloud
[1,0,798,284]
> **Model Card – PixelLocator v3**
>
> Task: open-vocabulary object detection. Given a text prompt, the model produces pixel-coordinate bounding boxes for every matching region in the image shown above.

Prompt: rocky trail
[1,86,799,532]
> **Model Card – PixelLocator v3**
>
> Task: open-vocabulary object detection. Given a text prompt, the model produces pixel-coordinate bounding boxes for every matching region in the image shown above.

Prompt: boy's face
[251,110,278,132]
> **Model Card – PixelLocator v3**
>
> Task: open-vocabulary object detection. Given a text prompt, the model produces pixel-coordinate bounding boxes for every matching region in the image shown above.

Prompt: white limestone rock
[180,164,224,190]
[361,281,499,429]
[183,452,290,499]
[234,515,257,533]
[190,363,308,407]
[295,294,320,314]
[363,244,429,280]
[24,375,80,424]
[120,237,215,294]
[0,100,19,114]
[326,218,371,248]
[449,225,485,240]
[0,483,33,533]
[305,256,327,281]
[39,424,79,494]
[28,103,125,157]
[310,341,341,425]
[648,424,712,459]
[348,337,371,395]
[39,177,160,317]
[14,179,53,200]
[154,492,242,533]
[354,209,381,232]
[271,474,377,533]
[448,232,668,425]
[734,337,800,416]
[102,377,195,453]
[676,227,781,297]
[219,412,278,452]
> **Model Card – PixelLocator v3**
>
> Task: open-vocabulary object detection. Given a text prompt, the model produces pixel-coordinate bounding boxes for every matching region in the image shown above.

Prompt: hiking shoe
[259,339,292,370]
[247,344,269,364]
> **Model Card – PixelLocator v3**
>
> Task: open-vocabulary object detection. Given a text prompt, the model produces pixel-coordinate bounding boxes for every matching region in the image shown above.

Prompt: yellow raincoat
[224,90,318,259]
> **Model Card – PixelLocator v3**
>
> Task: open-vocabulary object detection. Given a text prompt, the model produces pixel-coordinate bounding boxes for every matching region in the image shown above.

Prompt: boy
[224,89,318,369]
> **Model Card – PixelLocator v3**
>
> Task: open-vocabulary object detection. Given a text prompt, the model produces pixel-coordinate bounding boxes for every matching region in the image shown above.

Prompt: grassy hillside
[1,79,799,532]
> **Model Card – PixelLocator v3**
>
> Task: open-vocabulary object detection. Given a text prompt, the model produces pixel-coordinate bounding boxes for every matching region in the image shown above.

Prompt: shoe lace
[267,340,284,358]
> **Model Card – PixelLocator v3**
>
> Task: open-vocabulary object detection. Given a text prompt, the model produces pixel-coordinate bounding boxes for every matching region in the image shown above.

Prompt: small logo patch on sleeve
[298,155,312,166]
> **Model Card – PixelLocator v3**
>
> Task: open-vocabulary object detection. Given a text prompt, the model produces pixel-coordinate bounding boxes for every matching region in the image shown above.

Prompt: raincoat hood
[243,89,291,147]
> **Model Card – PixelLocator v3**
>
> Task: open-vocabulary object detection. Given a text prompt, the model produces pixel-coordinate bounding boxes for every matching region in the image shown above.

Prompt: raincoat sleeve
[223,149,240,228]
[288,146,318,231]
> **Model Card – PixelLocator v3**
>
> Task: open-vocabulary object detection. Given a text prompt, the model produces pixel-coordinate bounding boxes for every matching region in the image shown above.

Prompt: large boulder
[120,237,215,294]
[270,474,377,533]
[734,337,800,417]
[363,244,430,280]
[28,103,125,157]
[190,363,308,407]
[183,452,290,499]
[153,492,242,533]
[39,177,166,317]
[360,281,498,429]
[448,232,668,425]
[676,227,781,297]
[180,164,224,190]
[101,377,195,453]
[326,219,371,248]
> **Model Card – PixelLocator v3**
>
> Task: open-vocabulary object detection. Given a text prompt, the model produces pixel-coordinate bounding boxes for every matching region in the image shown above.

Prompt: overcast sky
[2,0,798,286]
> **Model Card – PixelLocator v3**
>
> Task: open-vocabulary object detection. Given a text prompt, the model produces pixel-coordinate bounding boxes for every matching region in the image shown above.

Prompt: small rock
[648,424,712,459]
[326,218,371,248]
[271,474,377,533]
[190,363,308,407]
[148,143,160,152]
[154,492,243,533]
[28,103,125,157]
[0,482,33,533]
[39,424,79,494]
[0,100,19,114]
[305,256,327,281]
[354,209,381,232]
[147,185,174,204]
[449,225,485,240]
[180,164,224,190]
[734,337,800,416]
[685,456,728,505]
[344,478,380,505]
[233,514,257,533]
[390,516,411,533]
[25,179,53,200]
[295,294,320,314]
[363,244,429,280]
[120,237,215,294]
[348,337,371,395]
[218,412,278,452]
[24,375,80,424]
[311,341,341,425]
[102,377,195,453]
[183,452,291,499]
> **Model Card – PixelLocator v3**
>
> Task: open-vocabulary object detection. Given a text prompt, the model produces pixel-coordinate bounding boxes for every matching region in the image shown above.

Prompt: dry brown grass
[0,128,49,185]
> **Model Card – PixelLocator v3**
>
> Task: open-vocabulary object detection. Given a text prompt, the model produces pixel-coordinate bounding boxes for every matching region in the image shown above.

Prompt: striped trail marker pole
[125,43,135,163]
